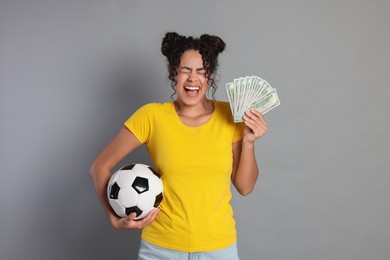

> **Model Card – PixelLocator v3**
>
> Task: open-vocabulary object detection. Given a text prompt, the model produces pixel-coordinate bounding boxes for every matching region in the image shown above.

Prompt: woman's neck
[174,99,215,126]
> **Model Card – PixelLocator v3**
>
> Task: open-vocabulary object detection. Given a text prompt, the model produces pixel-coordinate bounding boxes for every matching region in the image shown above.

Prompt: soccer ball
[107,164,163,220]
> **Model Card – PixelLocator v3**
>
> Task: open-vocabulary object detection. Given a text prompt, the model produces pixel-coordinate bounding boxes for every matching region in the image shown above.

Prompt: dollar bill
[225,75,280,122]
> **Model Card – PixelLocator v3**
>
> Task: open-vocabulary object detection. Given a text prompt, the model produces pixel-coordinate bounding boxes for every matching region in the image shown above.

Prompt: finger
[245,109,266,126]
[137,208,160,228]
[123,212,139,228]
[127,212,138,221]
[144,208,160,224]
[248,109,267,126]
[243,113,267,131]
[244,119,266,134]
[127,213,144,229]
[244,117,268,137]
[246,110,268,129]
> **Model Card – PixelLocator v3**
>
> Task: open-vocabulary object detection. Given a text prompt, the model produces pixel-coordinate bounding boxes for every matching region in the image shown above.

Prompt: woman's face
[175,50,209,106]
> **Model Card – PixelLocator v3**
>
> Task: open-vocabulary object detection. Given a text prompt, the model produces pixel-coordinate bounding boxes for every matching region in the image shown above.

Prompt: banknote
[225,75,280,122]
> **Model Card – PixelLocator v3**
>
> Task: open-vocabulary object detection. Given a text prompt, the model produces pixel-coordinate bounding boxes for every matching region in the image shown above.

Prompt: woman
[90,32,268,260]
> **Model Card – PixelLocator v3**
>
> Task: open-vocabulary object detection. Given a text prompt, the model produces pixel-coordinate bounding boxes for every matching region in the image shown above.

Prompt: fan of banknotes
[226,75,280,122]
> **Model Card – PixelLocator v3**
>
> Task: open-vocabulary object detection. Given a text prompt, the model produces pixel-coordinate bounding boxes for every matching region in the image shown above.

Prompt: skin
[90,49,268,230]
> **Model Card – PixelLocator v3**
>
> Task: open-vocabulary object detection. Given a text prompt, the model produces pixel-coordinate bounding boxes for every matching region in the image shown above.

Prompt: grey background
[1,0,389,259]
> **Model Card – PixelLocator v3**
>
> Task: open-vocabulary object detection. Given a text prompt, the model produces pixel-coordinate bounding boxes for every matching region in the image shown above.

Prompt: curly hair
[161,32,226,99]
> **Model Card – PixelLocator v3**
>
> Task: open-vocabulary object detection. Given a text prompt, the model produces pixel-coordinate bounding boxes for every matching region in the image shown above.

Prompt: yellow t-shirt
[124,101,244,252]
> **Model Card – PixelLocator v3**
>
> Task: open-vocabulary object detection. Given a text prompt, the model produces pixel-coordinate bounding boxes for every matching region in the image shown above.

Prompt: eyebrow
[180,66,205,71]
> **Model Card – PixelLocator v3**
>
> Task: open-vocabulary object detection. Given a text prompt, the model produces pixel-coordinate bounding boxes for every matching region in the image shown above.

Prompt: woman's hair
[161,32,226,99]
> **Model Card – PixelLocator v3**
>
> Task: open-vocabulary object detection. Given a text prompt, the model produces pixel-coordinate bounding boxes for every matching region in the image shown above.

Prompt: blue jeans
[137,240,240,260]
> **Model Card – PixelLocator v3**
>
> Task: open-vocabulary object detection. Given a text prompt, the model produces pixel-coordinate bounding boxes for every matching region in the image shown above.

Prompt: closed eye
[196,68,206,75]
[179,66,206,75]
[179,67,192,74]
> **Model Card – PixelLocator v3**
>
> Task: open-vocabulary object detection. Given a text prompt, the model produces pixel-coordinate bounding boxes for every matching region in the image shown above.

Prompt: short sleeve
[232,122,245,143]
[124,103,154,143]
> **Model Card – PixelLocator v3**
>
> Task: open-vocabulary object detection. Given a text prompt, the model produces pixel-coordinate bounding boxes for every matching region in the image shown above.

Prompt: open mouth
[184,86,200,93]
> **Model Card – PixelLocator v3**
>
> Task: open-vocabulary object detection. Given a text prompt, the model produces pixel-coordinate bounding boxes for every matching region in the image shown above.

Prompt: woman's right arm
[89,126,159,230]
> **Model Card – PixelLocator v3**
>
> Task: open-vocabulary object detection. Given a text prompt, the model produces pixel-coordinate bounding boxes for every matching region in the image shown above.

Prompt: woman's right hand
[113,208,160,230]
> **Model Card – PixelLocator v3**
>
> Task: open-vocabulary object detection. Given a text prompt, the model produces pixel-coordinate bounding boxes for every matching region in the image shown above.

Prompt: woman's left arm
[231,109,268,196]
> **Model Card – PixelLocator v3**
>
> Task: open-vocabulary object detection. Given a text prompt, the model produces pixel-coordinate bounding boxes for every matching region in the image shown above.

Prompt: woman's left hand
[242,109,268,143]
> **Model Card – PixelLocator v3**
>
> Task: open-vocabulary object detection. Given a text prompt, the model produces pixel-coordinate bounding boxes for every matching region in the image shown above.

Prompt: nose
[187,71,197,82]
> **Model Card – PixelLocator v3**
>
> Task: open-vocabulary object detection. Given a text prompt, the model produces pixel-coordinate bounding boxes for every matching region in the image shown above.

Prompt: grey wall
[1,0,389,259]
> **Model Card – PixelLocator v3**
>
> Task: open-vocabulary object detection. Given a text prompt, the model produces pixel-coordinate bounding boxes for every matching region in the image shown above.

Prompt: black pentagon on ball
[126,206,143,217]
[109,183,120,199]
[148,166,161,178]
[132,176,149,194]
[120,164,135,170]
[154,192,163,208]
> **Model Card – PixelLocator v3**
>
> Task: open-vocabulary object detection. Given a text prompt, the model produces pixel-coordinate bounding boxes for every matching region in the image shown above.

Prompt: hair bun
[200,34,226,54]
[161,32,185,57]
